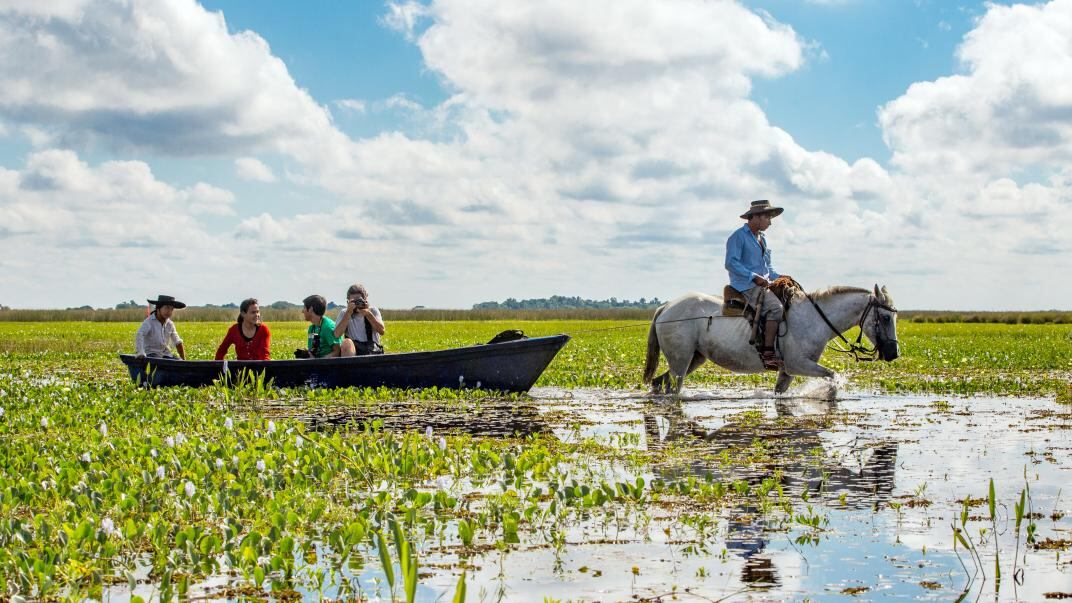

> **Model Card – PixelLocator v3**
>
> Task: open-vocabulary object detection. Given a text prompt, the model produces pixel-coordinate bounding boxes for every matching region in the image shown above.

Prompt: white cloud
[0,0,338,156]
[1,0,1070,309]
[234,157,276,183]
[879,1,1072,179]
[334,99,367,114]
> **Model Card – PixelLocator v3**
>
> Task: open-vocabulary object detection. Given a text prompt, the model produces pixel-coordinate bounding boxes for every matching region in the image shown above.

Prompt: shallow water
[417,388,1070,601]
[135,387,1072,601]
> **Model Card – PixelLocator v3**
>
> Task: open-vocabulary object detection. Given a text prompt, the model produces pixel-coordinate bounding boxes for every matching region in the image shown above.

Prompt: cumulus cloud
[879,1,1072,179]
[0,0,339,156]
[0,149,227,243]
[2,0,1071,309]
[234,157,276,183]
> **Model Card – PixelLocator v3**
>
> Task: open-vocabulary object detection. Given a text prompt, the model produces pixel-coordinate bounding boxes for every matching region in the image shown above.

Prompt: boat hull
[119,334,569,392]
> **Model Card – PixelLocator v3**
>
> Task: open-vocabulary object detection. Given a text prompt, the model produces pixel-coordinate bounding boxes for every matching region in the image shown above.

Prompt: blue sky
[0,0,1070,310]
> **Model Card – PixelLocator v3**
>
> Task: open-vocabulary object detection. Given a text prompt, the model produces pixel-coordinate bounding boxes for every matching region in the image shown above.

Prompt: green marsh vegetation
[0,319,1068,396]
[0,320,1069,599]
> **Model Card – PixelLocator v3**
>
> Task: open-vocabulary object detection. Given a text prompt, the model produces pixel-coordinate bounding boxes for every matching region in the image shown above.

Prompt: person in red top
[214,298,271,360]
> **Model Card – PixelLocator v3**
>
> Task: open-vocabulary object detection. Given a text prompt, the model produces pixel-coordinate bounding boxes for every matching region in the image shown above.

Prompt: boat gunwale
[119,334,571,369]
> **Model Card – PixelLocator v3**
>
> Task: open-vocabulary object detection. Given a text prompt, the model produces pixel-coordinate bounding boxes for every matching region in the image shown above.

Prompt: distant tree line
[473,295,663,310]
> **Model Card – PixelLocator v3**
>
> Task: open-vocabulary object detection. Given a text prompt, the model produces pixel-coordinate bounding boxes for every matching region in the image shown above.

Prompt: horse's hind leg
[663,349,700,394]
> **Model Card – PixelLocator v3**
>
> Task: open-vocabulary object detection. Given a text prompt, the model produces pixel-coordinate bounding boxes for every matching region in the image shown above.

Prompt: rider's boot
[761,320,783,370]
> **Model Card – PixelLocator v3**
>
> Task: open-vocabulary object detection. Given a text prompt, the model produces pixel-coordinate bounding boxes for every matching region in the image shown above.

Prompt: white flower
[267,420,276,434]
[99,422,108,437]
[150,448,158,458]
[232,455,239,465]
[294,435,303,449]
[0,389,5,396]
[438,437,447,451]
[101,517,116,536]
[476,381,482,389]
[215,458,225,470]
[0,407,5,417]
[165,436,175,448]
[425,425,433,439]
[156,466,166,479]
[435,475,451,490]
[175,432,186,445]
[41,417,48,428]
[256,459,266,472]
[224,417,233,430]
[80,452,91,463]
[184,481,196,498]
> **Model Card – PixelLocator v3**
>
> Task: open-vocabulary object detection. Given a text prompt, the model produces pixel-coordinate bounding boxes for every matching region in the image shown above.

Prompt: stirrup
[760,348,783,371]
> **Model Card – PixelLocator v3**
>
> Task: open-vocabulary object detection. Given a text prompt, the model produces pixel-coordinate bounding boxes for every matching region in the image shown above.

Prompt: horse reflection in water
[643,398,897,589]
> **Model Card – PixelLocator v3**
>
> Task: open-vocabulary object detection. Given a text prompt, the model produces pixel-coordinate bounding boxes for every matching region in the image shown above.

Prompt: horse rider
[725,200,785,370]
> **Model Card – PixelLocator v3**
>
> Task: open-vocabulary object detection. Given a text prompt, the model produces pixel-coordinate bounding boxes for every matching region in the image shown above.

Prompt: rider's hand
[753,276,770,287]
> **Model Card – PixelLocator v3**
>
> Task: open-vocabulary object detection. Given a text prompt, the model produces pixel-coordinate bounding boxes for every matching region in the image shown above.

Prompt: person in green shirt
[298,294,340,358]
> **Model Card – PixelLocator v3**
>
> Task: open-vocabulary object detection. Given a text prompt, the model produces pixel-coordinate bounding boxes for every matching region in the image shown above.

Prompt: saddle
[721,276,803,354]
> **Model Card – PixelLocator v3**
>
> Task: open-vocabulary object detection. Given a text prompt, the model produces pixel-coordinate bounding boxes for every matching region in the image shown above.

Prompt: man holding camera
[333,283,386,356]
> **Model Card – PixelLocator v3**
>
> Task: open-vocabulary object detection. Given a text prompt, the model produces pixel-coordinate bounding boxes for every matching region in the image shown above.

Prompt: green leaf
[452,571,467,603]
[376,530,395,590]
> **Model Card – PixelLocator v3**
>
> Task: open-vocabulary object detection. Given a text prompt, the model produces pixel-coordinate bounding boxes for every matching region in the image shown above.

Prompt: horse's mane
[807,286,870,300]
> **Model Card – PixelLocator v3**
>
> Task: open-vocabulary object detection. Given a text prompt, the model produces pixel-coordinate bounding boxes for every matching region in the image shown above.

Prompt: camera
[351,297,368,310]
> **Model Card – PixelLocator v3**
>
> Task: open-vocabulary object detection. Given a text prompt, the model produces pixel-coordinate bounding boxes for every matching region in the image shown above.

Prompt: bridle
[805,292,898,362]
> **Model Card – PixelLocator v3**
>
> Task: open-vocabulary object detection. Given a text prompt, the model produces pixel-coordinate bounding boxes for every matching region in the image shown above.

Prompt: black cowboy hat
[147,295,186,309]
[740,199,784,219]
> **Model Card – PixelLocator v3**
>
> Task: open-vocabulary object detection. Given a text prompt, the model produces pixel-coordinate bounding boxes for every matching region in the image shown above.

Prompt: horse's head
[862,284,899,361]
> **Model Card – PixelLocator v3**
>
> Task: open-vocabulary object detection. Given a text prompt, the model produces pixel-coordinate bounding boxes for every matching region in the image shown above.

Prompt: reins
[805,292,897,362]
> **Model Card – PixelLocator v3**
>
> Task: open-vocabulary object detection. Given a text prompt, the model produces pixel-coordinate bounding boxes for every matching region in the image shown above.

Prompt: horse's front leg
[775,370,794,393]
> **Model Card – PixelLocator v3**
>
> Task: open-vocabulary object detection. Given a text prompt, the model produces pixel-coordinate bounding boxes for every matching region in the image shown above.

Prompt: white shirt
[335,306,383,344]
[134,314,182,356]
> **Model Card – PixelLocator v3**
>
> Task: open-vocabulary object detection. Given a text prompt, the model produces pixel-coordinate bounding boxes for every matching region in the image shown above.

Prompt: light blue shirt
[725,223,780,292]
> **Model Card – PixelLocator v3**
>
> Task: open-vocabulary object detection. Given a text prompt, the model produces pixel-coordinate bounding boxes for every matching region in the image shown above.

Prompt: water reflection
[642,397,898,589]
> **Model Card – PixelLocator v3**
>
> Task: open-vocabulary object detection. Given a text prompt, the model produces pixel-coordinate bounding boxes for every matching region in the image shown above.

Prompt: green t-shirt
[307,316,340,358]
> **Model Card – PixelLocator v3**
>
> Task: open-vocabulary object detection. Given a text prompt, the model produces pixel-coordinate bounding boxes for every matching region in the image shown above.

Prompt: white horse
[643,285,900,394]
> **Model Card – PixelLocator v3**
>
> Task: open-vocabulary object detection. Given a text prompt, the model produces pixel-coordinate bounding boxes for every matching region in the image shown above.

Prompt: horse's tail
[642,304,667,384]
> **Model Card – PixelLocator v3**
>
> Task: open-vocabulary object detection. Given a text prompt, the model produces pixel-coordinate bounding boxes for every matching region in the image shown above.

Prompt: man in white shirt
[332,283,386,356]
[135,295,187,359]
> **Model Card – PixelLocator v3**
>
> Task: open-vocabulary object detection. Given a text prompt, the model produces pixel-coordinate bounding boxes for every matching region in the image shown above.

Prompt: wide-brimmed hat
[147,295,186,309]
[740,199,784,219]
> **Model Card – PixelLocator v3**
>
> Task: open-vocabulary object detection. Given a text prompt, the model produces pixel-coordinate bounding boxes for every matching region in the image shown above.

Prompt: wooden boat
[119,334,570,392]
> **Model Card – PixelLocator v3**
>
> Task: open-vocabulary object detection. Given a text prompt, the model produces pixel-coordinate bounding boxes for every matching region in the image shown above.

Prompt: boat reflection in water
[642,398,898,589]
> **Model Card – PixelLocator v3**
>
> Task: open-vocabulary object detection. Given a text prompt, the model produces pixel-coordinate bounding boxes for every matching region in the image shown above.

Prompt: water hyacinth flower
[294,435,303,449]
[175,432,187,445]
[425,425,433,439]
[156,466,166,479]
[438,437,447,451]
[215,458,225,470]
[267,420,276,434]
[224,417,233,430]
[41,416,48,428]
[435,475,451,490]
[0,407,4,417]
[256,459,266,472]
[99,422,108,437]
[165,436,175,448]
[150,448,158,458]
[101,517,116,536]
[80,452,91,463]
[232,454,239,465]
[184,481,196,498]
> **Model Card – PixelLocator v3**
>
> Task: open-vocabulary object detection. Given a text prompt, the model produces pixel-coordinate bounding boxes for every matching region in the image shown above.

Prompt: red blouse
[214,323,271,360]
